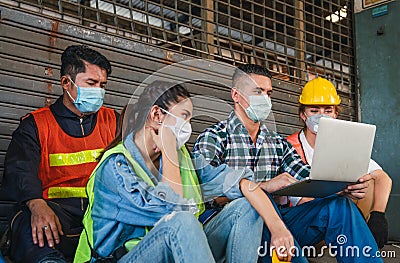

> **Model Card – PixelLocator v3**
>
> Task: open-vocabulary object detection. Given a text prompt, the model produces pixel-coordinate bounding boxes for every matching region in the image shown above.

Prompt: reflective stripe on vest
[46,187,87,199]
[49,149,103,166]
[46,148,103,198]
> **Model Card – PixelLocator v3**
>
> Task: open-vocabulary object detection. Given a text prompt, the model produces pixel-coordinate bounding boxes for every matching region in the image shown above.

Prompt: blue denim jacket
[91,133,252,257]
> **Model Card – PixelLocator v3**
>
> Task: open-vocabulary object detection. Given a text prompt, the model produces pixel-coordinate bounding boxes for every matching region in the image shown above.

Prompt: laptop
[273,117,376,198]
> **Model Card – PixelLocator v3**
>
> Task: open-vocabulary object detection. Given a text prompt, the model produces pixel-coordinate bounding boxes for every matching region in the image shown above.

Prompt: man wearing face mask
[2,45,118,262]
[193,64,383,263]
[287,77,392,249]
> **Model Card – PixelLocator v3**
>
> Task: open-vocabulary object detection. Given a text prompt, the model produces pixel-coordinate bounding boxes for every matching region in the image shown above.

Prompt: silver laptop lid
[310,118,376,182]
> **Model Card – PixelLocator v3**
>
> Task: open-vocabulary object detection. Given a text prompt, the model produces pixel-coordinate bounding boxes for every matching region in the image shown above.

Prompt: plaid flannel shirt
[193,111,310,182]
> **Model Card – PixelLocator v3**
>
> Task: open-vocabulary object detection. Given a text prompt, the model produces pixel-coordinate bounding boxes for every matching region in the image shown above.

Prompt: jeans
[260,194,383,263]
[204,198,264,263]
[10,198,87,263]
[37,252,67,263]
[9,204,75,263]
[119,211,215,263]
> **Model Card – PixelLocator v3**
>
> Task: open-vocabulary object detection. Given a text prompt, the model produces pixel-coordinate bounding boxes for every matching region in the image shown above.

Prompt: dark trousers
[9,198,88,263]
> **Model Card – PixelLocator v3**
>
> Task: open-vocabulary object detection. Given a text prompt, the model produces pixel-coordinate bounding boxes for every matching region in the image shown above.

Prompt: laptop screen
[310,118,376,182]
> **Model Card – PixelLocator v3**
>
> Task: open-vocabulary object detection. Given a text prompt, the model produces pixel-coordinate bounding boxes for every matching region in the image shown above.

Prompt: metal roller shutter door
[0,2,357,236]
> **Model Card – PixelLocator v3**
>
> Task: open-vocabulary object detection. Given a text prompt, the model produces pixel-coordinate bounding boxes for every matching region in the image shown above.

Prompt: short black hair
[232,64,272,88]
[60,45,112,81]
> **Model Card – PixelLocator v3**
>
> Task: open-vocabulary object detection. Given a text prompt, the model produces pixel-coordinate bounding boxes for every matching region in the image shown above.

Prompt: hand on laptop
[342,173,372,200]
[260,172,299,193]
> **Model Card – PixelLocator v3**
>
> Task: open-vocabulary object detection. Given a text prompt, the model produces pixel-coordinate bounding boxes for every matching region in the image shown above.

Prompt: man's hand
[270,223,294,262]
[260,172,298,193]
[26,199,63,248]
[344,173,371,200]
[368,211,388,249]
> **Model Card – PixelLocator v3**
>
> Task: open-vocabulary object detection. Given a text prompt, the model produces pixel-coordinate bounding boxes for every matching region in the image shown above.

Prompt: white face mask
[160,108,192,149]
[244,95,272,122]
[304,113,332,134]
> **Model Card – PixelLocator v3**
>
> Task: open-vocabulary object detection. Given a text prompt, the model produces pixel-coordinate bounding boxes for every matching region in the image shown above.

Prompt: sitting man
[193,64,383,262]
[2,45,119,263]
[287,77,392,249]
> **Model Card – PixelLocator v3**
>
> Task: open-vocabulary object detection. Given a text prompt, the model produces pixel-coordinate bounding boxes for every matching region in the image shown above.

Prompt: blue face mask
[67,79,105,113]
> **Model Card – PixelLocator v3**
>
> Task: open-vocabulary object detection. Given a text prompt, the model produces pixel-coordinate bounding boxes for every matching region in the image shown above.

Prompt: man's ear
[231,87,240,103]
[61,76,71,91]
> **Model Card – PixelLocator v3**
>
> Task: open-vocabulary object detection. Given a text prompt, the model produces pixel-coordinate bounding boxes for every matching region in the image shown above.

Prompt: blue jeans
[0,251,5,263]
[119,211,214,263]
[9,205,71,263]
[260,194,383,263]
[37,252,67,263]
[204,198,264,263]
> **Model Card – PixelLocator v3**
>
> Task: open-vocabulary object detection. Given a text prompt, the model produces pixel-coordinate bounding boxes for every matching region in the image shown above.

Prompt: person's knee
[159,211,205,244]
[228,197,251,211]
[327,195,354,208]
[161,211,199,231]
[9,209,69,263]
[227,198,261,222]
[323,195,362,219]
[36,251,67,263]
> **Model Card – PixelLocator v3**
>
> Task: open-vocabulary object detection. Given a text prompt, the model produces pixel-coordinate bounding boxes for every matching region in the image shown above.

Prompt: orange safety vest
[286,131,307,164]
[32,106,117,199]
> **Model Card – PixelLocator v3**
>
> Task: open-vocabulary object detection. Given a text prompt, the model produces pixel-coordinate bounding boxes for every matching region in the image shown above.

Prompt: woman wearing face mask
[287,77,392,249]
[74,81,215,262]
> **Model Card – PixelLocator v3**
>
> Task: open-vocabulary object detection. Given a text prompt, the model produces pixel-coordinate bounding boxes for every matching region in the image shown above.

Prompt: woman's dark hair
[98,81,190,159]
[60,45,112,81]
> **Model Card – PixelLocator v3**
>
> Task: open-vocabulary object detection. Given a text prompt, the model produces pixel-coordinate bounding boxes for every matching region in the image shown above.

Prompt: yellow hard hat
[299,77,341,105]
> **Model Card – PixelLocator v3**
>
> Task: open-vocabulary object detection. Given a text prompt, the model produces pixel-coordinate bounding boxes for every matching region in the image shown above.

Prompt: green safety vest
[74,143,205,262]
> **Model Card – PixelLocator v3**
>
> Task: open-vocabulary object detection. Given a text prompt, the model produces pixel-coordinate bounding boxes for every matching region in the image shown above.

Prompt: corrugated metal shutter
[0,2,357,236]
[0,6,235,233]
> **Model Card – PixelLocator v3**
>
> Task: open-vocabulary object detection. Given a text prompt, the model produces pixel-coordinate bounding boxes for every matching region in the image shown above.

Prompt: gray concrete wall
[355,0,400,240]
